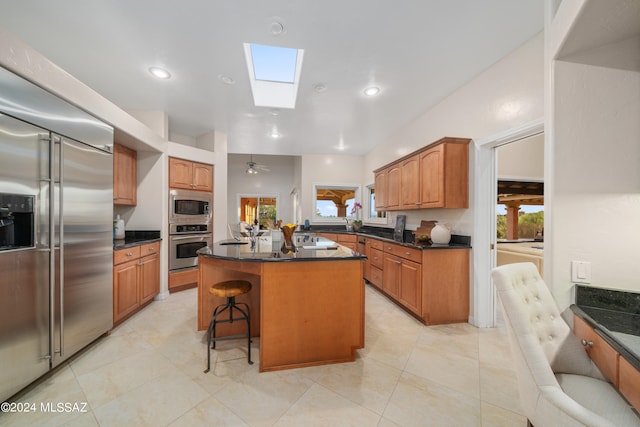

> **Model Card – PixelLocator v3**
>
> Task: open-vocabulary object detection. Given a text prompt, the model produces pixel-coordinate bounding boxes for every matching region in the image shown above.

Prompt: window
[313,184,360,222]
[365,184,387,224]
[238,194,278,229]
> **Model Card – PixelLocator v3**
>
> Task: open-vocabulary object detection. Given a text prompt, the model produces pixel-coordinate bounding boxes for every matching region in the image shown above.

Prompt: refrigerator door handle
[51,135,64,358]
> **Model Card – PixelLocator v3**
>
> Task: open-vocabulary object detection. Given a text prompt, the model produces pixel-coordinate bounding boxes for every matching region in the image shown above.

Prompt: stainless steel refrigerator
[0,67,114,401]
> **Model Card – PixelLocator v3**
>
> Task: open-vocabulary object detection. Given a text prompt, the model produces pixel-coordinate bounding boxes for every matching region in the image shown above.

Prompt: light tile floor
[1,285,527,426]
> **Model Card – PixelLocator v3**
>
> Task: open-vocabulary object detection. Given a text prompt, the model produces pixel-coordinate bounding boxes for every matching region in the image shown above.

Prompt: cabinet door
[192,162,213,192]
[374,169,387,210]
[386,165,401,210]
[399,259,421,315]
[401,154,420,209]
[169,157,194,189]
[113,259,140,323]
[619,357,640,411]
[382,253,401,299]
[113,143,137,205]
[420,145,444,208]
[139,253,160,305]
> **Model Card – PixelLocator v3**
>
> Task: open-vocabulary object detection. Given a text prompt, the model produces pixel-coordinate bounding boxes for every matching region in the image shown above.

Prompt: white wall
[301,154,365,225]
[550,50,640,310]
[227,154,297,227]
[497,133,544,180]
[365,32,544,237]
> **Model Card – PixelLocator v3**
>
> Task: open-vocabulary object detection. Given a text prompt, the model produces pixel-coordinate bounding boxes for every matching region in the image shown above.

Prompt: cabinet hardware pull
[395,261,401,265]
[127,252,133,256]
[581,339,593,348]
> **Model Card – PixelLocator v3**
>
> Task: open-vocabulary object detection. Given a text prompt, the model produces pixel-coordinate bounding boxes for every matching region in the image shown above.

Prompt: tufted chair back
[492,262,621,426]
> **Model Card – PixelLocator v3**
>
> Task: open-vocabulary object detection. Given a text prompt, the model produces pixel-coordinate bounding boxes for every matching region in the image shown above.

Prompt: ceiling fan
[246,154,270,175]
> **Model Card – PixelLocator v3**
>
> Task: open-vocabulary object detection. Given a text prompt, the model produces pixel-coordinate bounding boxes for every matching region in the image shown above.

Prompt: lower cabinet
[573,315,619,386]
[317,232,357,251]
[383,252,421,316]
[113,242,160,324]
[573,314,640,411]
[377,239,469,325]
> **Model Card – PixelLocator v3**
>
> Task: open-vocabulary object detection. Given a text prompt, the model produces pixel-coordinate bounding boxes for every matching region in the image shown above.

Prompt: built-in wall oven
[169,189,213,271]
[169,222,212,271]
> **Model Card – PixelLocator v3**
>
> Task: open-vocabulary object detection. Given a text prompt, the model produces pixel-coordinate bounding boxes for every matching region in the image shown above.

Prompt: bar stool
[204,279,253,373]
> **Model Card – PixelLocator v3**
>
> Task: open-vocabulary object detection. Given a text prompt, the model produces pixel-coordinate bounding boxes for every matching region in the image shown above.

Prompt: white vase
[431,223,451,244]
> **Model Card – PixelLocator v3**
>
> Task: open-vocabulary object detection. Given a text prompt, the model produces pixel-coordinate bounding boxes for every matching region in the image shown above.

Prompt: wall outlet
[571,261,591,284]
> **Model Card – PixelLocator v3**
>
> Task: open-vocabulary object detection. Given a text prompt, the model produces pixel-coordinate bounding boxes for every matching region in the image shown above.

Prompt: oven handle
[171,235,210,241]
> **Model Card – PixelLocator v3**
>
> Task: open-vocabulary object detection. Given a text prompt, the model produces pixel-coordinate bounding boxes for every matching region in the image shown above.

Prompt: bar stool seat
[204,279,253,373]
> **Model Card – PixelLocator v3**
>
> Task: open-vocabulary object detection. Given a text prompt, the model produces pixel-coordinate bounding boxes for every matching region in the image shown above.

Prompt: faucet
[345,218,353,231]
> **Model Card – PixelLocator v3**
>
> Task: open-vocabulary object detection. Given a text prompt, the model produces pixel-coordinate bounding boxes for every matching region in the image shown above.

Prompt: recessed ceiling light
[364,86,380,96]
[218,74,235,85]
[314,83,327,93]
[149,67,171,79]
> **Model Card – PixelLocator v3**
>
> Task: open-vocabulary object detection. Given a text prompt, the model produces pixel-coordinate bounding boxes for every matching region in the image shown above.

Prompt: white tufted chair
[492,262,640,427]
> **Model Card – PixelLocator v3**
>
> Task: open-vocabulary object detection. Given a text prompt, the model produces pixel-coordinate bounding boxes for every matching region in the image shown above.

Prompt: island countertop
[197,236,365,262]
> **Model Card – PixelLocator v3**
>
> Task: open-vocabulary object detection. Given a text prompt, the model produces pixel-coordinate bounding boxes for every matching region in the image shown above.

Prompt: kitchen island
[197,237,366,372]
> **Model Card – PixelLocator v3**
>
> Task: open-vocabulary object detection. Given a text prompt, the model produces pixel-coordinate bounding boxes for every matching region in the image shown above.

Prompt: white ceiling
[0,1,543,156]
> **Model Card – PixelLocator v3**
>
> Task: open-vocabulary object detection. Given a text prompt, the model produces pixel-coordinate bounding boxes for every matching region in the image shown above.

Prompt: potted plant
[350,202,363,231]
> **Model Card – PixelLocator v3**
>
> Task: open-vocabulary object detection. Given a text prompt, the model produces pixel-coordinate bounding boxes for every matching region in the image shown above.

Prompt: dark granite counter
[306,226,472,250]
[113,230,161,250]
[571,285,640,371]
[198,236,365,262]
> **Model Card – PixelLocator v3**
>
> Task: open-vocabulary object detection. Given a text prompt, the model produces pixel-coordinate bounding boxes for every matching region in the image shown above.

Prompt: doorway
[472,119,544,327]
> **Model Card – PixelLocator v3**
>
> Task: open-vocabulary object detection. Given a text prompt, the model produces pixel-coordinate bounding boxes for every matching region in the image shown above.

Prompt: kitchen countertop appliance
[0,66,114,401]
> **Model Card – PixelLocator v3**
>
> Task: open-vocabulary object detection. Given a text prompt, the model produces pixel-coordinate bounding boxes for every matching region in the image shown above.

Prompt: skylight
[244,43,304,109]
[250,44,298,83]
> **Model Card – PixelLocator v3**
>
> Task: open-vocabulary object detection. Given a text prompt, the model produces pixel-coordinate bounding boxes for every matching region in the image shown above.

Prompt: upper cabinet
[169,157,213,192]
[113,143,137,205]
[374,137,470,211]
[374,164,401,211]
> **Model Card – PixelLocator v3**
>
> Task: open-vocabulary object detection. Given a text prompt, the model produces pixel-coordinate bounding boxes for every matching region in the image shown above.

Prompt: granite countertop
[571,285,640,371]
[305,226,472,250]
[113,230,162,250]
[198,236,365,262]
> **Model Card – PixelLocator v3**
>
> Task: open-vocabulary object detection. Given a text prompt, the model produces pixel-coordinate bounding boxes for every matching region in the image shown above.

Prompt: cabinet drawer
[383,243,422,264]
[370,248,384,269]
[338,234,357,243]
[573,315,619,386]
[141,241,160,257]
[369,239,384,251]
[114,246,141,265]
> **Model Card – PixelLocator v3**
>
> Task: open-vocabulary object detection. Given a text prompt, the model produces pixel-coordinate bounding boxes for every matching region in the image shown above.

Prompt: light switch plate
[571,260,591,284]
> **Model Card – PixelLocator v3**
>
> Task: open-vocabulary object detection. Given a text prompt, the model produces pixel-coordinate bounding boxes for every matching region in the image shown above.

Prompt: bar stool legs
[204,281,253,374]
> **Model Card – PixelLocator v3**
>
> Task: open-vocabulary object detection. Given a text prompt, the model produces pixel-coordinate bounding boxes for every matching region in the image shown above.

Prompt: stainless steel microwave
[169,189,212,224]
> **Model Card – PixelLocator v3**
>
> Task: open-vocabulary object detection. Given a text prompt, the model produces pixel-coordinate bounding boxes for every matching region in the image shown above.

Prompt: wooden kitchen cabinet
[169,157,213,192]
[374,164,400,210]
[573,315,619,386]
[113,143,137,205]
[316,233,357,251]
[373,137,470,211]
[401,154,421,209]
[365,235,469,324]
[374,168,387,210]
[113,241,160,324]
[419,139,469,208]
[573,314,640,412]
[382,243,422,316]
[619,357,640,411]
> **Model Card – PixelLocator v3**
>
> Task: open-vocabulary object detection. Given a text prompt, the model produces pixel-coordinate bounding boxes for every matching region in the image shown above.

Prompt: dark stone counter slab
[113,230,161,250]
